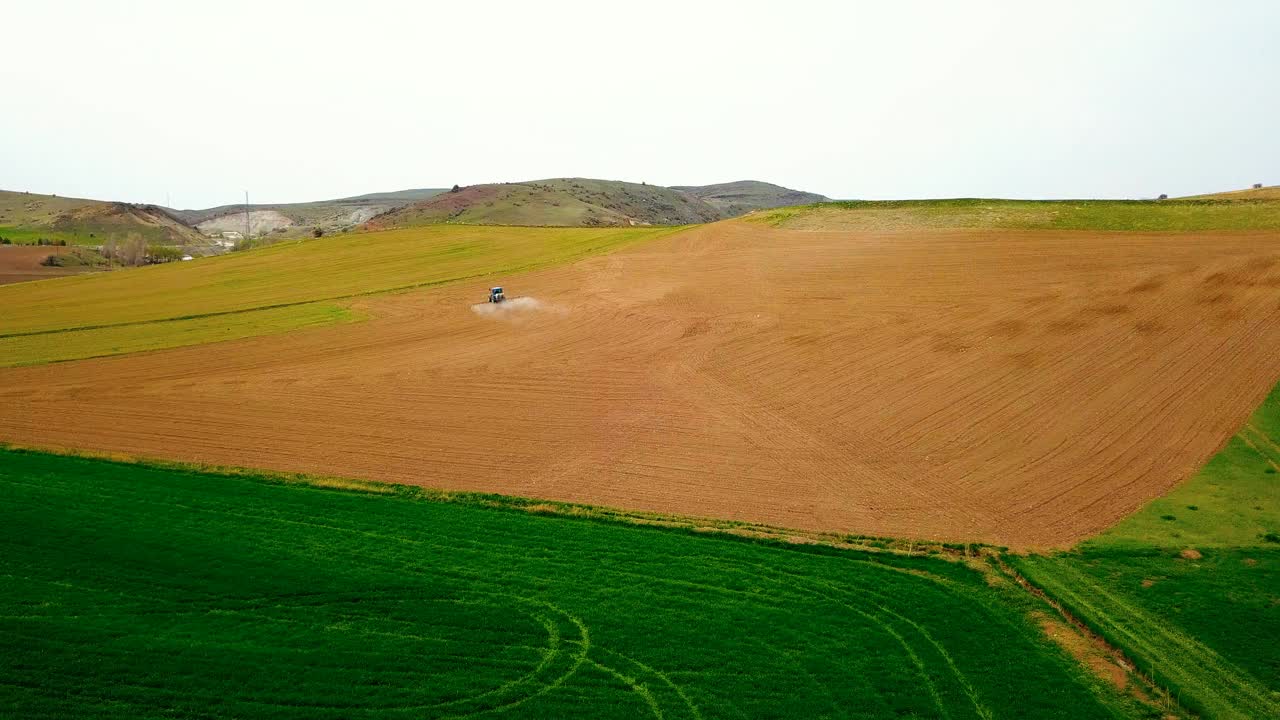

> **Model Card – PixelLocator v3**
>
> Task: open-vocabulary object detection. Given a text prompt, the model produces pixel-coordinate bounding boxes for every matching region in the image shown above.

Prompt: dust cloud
[470,296,551,319]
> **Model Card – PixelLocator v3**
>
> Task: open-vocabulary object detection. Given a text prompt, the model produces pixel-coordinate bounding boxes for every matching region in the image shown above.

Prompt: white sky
[2,0,1276,207]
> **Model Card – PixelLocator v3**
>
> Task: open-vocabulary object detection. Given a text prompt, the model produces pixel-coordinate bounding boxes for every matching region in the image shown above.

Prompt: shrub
[1263,532,1280,544]
[312,227,324,238]
[147,245,183,263]
[1160,514,1176,521]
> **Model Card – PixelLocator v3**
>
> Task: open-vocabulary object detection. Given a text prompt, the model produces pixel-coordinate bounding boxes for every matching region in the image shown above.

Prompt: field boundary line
[0,443,995,562]
[994,557,1196,718]
[1040,561,1277,719]
[0,271,488,340]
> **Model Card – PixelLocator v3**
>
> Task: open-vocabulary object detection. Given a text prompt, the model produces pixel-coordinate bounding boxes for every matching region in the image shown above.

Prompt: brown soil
[0,246,91,285]
[1034,612,1131,691]
[1180,548,1203,560]
[2,223,1280,547]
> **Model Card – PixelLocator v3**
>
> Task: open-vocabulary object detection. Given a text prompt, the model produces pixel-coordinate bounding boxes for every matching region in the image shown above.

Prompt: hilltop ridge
[671,180,828,216]
[0,190,204,246]
[367,177,825,228]
[169,188,446,237]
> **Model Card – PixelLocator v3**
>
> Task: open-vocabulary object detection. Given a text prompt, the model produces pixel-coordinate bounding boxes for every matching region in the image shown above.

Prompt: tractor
[488,286,506,303]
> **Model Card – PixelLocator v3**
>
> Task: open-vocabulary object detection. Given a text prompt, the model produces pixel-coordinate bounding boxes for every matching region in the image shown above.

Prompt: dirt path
[2,222,1279,547]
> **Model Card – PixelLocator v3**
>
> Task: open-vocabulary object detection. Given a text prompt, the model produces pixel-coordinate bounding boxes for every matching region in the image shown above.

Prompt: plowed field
[3,222,1279,547]
[0,246,89,285]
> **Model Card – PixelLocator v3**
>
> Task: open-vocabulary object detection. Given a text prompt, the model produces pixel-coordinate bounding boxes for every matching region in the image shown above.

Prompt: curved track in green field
[0,449,1124,719]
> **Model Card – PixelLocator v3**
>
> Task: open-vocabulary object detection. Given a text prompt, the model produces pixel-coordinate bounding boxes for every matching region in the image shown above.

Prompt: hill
[5,215,1280,549]
[170,188,445,238]
[754,197,1280,232]
[672,180,828,216]
[5,192,1280,718]
[367,178,723,228]
[0,224,682,365]
[0,190,204,246]
[1181,184,1280,201]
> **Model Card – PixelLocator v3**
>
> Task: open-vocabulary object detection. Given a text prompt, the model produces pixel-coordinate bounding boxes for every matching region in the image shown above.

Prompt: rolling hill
[4,180,825,243]
[0,224,681,365]
[671,180,828,216]
[366,178,825,228]
[169,188,446,238]
[1181,184,1280,200]
[754,197,1280,232]
[0,190,205,246]
[366,179,720,228]
[4,194,1280,718]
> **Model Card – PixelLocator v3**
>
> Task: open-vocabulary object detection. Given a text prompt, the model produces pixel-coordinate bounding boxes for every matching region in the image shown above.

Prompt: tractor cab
[489,287,505,303]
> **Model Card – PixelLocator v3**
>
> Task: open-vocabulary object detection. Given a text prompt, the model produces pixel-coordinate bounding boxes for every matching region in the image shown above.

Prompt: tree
[101,233,147,266]
[102,236,117,268]
[147,245,183,263]
[1157,194,1168,200]
[123,233,146,266]
[450,184,462,193]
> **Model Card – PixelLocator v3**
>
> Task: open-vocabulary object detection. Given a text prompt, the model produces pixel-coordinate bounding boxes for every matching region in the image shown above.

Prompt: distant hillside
[2,179,827,242]
[672,180,828,216]
[753,197,1280,232]
[1181,184,1280,201]
[367,179,720,228]
[367,178,824,229]
[0,190,204,246]
[170,188,445,238]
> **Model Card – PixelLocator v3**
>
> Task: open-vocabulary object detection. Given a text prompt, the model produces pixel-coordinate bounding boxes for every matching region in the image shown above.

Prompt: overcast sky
[2,0,1276,208]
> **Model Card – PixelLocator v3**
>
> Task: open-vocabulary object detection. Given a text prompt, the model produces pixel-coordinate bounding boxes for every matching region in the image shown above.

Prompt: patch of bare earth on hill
[2,223,1280,547]
[1034,611,1134,692]
[197,209,293,236]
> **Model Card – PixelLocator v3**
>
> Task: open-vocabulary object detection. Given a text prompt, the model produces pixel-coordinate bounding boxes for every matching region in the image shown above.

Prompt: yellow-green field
[0,303,360,367]
[0,225,682,366]
[754,198,1280,232]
